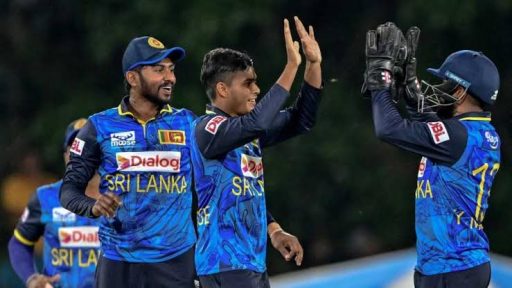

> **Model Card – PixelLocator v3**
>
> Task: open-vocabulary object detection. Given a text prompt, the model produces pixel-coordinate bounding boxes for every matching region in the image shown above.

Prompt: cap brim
[426,68,445,79]
[126,47,186,72]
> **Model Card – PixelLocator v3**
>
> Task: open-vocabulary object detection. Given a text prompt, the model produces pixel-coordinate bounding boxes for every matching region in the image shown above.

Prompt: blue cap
[63,118,87,150]
[122,36,186,74]
[426,50,499,105]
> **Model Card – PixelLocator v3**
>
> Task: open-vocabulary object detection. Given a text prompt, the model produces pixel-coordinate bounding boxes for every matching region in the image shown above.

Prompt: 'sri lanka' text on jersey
[15,180,100,288]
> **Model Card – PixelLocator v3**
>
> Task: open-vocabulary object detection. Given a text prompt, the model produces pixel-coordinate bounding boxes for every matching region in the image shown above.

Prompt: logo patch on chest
[241,154,263,178]
[58,226,100,248]
[158,130,185,145]
[116,151,181,172]
[111,131,136,147]
[53,207,76,222]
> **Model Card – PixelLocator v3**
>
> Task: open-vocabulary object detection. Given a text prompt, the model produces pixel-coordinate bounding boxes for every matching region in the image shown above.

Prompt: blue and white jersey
[15,180,100,288]
[60,97,197,262]
[192,83,322,275]
[371,89,501,275]
[415,117,500,274]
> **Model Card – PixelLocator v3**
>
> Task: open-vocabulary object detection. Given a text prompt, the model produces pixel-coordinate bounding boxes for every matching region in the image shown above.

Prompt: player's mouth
[161,85,173,96]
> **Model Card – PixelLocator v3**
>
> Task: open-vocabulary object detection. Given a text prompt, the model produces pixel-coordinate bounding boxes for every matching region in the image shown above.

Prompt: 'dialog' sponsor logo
[116,151,181,172]
[58,226,100,248]
[241,154,263,178]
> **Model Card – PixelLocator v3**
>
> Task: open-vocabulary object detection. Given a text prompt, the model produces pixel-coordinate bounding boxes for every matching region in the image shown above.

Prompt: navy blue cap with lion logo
[122,36,186,74]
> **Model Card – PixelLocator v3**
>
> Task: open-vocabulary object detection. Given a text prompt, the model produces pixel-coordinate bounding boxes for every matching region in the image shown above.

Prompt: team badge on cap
[148,37,165,49]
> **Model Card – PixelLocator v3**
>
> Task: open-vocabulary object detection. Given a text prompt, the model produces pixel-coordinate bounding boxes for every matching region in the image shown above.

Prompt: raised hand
[361,22,406,96]
[284,18,302,67]
[294,16,322,64]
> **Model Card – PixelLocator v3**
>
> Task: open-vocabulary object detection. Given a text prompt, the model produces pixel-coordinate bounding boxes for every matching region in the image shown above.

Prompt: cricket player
[8,118,101,288]
[363,22,500,288]
[191,17,322,288]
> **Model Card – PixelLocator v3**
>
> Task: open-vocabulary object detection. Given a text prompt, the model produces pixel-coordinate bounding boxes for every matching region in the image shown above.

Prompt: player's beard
[139,75,173,106]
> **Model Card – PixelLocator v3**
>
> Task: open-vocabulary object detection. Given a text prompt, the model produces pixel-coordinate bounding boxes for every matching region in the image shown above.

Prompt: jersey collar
[456,111,492,122]
[117,96,173,118]
[205,104,231,117]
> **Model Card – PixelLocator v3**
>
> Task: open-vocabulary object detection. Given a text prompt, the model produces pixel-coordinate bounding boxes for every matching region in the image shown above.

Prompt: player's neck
[454,102,483,116]
[128,93,160,122]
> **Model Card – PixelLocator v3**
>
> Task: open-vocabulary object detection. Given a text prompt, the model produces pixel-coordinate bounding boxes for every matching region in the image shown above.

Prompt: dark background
[1,0,511,286]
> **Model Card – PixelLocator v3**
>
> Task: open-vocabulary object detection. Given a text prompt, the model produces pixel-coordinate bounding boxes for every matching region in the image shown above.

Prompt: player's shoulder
[195,113,228,136]
[88,106,120,123]
[36,180,62,197]
[170,107,197,119]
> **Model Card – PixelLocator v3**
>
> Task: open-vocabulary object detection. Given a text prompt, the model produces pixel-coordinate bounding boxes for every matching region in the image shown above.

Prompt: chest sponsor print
[116,151,181,172]
[241,154,263,178]
[58,226,100,248]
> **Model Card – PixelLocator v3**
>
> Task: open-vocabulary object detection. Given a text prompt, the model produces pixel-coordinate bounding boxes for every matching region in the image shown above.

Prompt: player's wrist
[26,273,42,287]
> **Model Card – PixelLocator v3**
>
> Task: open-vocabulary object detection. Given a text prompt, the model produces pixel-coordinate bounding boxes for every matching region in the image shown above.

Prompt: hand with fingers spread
[269,223,304,266]
[27,273,60,288]
[91,192,122,218]
[294,16,321,64]
[277,18,301,91]
[284,18,302,68]
[293,16,322,88]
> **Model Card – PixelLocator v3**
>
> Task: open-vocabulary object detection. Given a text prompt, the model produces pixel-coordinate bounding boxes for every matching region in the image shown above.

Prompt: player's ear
[215,82,229,99]
[125,71,139,88]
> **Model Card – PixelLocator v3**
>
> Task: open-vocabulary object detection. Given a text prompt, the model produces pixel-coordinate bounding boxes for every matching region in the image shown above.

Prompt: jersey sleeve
[371,89,467,165]
[195,84,290,159]
[14,192,44,245]
[60,120,100,217]
[261,82,323,147]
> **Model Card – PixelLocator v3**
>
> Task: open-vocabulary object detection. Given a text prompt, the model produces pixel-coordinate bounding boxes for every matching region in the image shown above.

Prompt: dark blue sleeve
[196,84,290,159]
[15,192,44,242]
[267,211,275,224]
[405,104,441,122]
[371,90,467,165]
[8,236,36,284]
[60,120,99,217]
[261,82,322,147]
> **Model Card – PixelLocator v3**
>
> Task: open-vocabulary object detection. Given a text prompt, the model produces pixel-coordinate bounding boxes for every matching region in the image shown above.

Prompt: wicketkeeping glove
[362,22,407,97]
[402,26,421,106]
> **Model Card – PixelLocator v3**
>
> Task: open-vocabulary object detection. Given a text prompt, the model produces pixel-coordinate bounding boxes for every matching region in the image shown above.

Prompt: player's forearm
[8,237,37,284]
[371,89,407,141]
[304,61,322,88]
[60,180,97,218]
[276,63,299,92]
[261,82,322,147]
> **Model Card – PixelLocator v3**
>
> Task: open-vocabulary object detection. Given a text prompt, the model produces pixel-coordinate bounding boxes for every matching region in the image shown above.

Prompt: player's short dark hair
[200,48,254,101]
[123,67,144,93]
